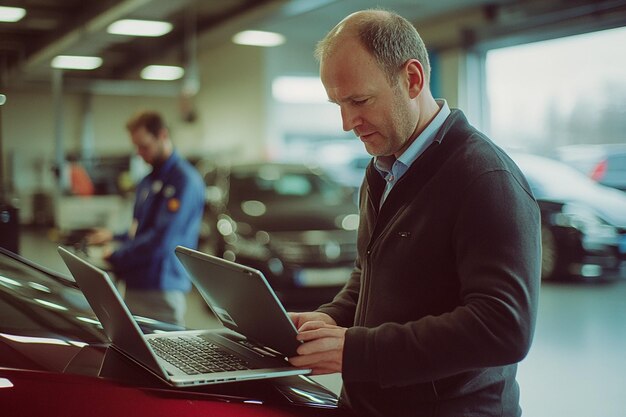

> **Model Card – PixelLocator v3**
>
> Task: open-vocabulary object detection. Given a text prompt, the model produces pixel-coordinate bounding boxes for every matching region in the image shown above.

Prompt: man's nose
[341,106,361,132]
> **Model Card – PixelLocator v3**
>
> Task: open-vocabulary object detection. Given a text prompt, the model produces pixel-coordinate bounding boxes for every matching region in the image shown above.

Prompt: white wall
[193,42,267,162]
[2,90,89,202]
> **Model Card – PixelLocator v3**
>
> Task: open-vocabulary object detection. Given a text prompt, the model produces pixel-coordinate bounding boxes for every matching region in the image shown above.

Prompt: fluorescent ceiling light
[107,19,172,37]
[232,30,285,47]
[0,6,26,22]
[140,65,184,81]
[272,76,328,103]
[51,55,103,70]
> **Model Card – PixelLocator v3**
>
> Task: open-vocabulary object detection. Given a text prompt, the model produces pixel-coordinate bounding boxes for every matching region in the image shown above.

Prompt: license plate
[295,267,352,287]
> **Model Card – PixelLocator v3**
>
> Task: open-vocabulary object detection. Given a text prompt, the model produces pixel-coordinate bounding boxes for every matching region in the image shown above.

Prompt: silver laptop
[58,246,310,387]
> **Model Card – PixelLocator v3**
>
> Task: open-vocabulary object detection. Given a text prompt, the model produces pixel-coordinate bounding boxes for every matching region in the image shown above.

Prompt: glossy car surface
[511,153,626,280]
[200,162,359,310]
[0,247,349,416]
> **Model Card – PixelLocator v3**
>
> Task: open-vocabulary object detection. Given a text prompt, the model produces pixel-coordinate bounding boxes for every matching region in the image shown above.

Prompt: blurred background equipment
[0,199,19,254]
[0,93,20,254]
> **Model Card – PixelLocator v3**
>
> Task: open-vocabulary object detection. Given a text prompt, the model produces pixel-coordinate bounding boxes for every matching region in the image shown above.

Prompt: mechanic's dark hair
[126,110,167,137]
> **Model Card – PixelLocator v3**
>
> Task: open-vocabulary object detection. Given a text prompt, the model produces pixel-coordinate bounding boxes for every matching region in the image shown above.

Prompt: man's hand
[101,247,113,261]
[288,311,336,329]
[85,228,113,246]
[288,312,346,375]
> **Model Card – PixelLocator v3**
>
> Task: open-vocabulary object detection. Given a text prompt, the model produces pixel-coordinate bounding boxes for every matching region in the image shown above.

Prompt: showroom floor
[18,226,626,417]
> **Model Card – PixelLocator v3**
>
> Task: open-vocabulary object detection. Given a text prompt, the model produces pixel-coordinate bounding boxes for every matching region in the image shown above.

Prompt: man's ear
[404,59,425,99]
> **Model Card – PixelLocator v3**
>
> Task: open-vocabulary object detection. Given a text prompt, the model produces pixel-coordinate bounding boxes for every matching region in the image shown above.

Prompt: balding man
[288,10,541,417]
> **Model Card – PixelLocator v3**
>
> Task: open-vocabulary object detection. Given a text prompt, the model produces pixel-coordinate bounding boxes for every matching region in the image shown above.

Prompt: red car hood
[0,367,343,417]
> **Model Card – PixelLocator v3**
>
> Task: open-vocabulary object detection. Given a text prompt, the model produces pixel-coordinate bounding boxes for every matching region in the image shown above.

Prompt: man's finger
[297,336,342,355]
[309,366,339,376]
[297,326,344,341]
[298,320,337,332]
[288,351,337,367]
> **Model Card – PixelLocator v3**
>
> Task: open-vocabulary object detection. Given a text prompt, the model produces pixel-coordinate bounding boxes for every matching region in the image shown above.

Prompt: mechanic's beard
[151,144,169,168]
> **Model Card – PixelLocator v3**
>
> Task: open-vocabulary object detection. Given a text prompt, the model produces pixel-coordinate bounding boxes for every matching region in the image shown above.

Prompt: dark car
[200,162,358,310]
[556,144,626,192]
[511,153,626,280]
[0,247,349,416]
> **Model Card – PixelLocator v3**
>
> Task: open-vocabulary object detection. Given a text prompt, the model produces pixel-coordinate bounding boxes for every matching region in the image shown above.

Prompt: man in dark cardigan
[288,9,541,417]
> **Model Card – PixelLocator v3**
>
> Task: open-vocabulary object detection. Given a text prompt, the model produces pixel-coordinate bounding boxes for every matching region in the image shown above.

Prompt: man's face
[320,37,419,158]
[130,126,166,166]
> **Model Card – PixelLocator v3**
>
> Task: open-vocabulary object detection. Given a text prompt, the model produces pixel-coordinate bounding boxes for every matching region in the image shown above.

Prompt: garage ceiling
[1,0,625,88]
[0,0,283,85]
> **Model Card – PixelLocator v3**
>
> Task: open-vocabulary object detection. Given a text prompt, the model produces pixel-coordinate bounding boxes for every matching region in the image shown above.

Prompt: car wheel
[541,225,558,280]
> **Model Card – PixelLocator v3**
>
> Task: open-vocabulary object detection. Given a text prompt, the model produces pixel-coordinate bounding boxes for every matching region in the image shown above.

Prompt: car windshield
[228,167,347,205]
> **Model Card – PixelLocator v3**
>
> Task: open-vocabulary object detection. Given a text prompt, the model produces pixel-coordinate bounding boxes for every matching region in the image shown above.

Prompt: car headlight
[216,216,236,236]
[336,213,359,231]
[232,236,271,260]
[226,228,272,261]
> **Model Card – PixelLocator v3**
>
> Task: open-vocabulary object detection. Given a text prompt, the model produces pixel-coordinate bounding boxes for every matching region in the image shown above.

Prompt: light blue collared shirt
[374,99,451,206]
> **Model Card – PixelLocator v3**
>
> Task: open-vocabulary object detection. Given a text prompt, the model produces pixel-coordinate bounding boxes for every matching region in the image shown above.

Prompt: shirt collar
[375,99,450,177]
[151,150,179,179]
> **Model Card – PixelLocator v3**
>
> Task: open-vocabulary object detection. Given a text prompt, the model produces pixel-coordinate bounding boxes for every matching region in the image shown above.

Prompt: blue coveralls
[108,151,205,322]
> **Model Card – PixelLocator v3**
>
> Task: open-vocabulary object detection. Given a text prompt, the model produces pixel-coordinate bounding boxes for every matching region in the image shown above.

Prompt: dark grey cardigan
[318,109,541,417]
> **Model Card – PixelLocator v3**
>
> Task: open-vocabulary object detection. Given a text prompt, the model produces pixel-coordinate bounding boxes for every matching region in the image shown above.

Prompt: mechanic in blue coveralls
[86,110,205,326]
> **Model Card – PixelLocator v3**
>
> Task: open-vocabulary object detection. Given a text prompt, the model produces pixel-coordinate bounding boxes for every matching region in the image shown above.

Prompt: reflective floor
[517,279,626,417]
[18,227,626,417]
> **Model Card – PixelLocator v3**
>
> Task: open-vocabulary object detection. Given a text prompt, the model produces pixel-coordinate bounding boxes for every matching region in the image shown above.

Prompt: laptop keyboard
[148,336,252,375]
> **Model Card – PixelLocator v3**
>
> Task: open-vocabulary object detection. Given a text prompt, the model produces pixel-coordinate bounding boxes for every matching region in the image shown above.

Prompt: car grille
[270,230,357,264]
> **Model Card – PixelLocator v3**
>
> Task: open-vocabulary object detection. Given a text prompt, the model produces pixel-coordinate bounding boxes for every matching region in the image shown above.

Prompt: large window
[485,26,626,155]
